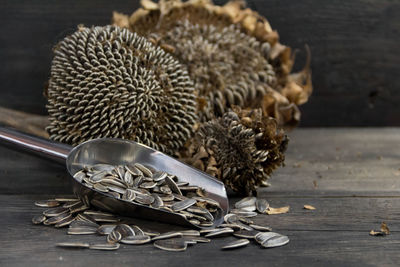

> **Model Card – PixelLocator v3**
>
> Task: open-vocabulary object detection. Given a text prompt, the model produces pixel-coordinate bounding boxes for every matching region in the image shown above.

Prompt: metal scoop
[0,127,228,228]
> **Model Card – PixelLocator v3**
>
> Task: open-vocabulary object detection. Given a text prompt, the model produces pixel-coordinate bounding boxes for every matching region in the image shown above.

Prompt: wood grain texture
[0,0,399,126]
[1,194,399,267]
[0,129,399,266]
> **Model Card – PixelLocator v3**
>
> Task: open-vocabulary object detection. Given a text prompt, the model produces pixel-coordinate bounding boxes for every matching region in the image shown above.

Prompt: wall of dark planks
[0,0,399,126]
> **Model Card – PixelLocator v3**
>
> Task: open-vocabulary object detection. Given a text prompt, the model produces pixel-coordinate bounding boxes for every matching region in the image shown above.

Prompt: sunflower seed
[261,235,290,248]
[122,189,136,201]
[255,232,282,244]
[130,225,145,236]
[235,197,257,209]
[152,231,182,241]
[91,214,119,223]
[180,230,200,236]
[134,193,155,205]
[114,224,135,238]
[73,170,86,182]
[171,198,197,212]
[183,236,211,243]
[76,214,97,224]
[91,164,115,172]
[238,216,253,225]
[93,183,109,192]
[89,243,120,250]
[178,186,199,192]
[239,205,256,212]
[44,213,72,225]
[154,238,187,252]
[35,200,60,208]
[43,207,69,217]
[151,193,164,208]
[126,165,142,176]
[233,230,259,239]
[120,235,151,245]
[224,213,239,224]
[116,166,125,179]
[219,223,241,230]
[165,176,182,195]
[54,215,75,228]
[97,224,117,235]
[89,171,108,182]
[63,200,82,208]
[229,210,258,217]
[140,181,157,189]
[56,242,90,248]
[189,219,201,225]
[84,210,115,217]
[55,198,80,202]
[256,198,270,213]
[107,185,127,195]
[249,224,272,231]
[152,171,167,182]
[221,239,249,250]
[199,221,214,227]
[32,214,46,224]
[68,227,97,235]
[205,228,234,237]
[140,227,160,237]
[124,171,134,186]
[159,194,175,202]
[69,203,89,214]
[107,230,122,243]
[134,163,153,177]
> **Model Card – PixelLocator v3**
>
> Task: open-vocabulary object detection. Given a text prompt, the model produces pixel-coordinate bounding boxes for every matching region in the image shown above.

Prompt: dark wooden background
[0,0,399,126]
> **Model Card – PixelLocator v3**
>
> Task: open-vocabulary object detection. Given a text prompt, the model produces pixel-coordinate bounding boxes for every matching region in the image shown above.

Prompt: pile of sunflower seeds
[74,163,219,227]
[32,196,289,251]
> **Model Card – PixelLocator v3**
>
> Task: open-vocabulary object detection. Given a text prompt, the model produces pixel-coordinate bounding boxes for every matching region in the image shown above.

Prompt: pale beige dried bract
[303,205,316,210]
[266,206,290,215]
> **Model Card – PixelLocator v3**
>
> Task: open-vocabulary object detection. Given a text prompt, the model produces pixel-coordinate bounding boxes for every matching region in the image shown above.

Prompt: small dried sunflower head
[180,107,288,195]
[45,25,198,154]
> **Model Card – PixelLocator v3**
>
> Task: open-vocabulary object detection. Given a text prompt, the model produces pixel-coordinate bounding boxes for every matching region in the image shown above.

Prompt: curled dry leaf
[303,205,316,210]
[266,206,290,215]
[369,222,390,236]
[381,222,390,235]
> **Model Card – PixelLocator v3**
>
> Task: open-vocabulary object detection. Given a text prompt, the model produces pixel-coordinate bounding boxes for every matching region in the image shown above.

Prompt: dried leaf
[266,206,290,215]
[303,205,316,210]
[381,222,390,235]
[369,230,386,236]
[369,222,389,236]
[141,0,159,10]
[112,11,129,29]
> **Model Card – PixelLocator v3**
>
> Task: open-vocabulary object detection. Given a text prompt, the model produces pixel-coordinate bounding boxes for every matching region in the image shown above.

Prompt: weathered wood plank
[264,128,400,195]
[1,128,399,196]
[0,0,399,126]
[0,194,398,267]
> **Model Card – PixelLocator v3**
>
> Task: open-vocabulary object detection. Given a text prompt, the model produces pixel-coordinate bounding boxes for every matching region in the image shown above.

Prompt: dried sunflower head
[45,25,197,154]
[113,0,312,127]
[179,106,288,195]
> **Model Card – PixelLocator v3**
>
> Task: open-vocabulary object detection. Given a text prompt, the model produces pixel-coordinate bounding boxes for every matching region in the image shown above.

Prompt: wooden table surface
[1,128,399,267]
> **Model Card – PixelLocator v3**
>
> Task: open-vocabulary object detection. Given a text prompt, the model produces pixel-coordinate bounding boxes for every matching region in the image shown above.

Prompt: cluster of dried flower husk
[179,106,288,195]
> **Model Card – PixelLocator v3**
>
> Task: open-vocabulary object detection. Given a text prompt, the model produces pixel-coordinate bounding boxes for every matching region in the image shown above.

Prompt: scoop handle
[0,126,71,164]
